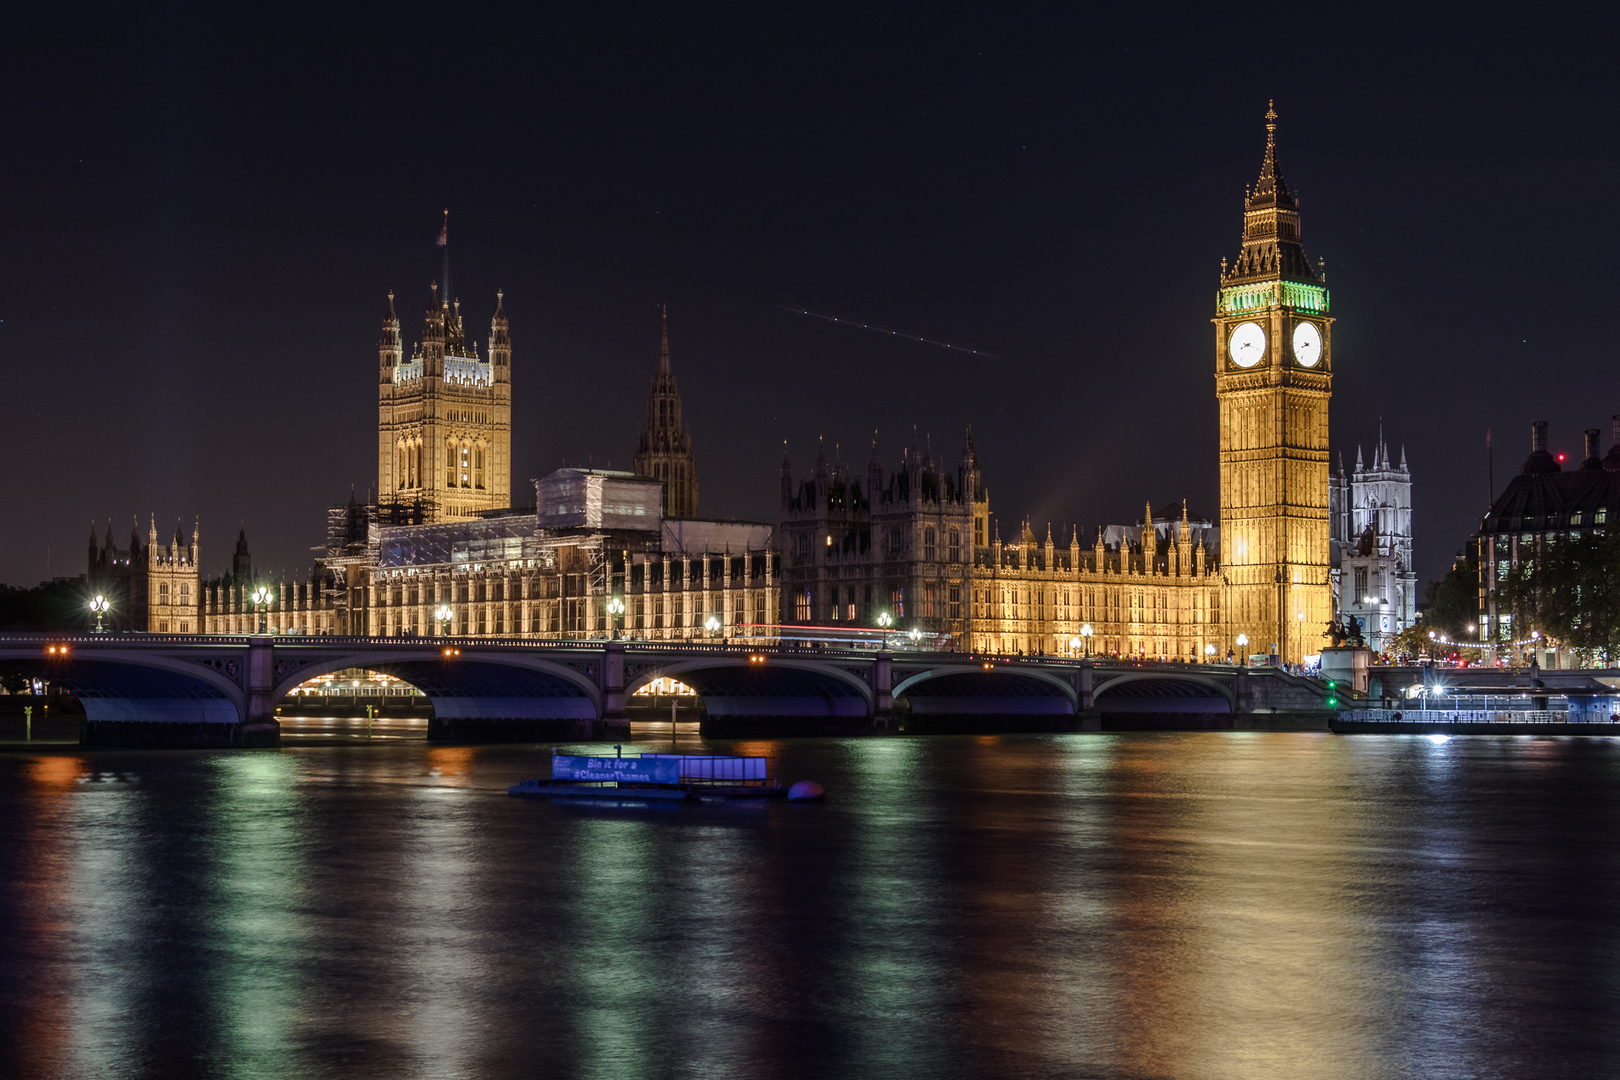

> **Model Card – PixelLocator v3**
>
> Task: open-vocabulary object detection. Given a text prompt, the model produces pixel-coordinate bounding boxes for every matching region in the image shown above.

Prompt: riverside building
[352,298,778,642]
[777,436,1222,658]
[86,517,201,633]
[1474,419,1620,667]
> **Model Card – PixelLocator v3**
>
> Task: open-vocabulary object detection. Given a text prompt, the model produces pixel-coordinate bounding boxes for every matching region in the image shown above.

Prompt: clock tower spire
[1214,103,1333,665]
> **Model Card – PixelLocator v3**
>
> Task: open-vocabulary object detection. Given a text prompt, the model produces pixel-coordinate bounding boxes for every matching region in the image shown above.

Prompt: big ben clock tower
[1215,103,1333,664]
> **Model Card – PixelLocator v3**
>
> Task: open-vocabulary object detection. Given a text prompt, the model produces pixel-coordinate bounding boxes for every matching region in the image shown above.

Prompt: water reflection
[3,735,1620,1078]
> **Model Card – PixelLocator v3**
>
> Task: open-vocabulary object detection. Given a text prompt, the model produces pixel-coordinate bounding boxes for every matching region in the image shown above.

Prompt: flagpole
[439,208,450,309]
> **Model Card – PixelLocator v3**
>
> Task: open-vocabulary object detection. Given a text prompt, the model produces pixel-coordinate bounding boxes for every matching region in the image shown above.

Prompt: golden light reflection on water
[14,756,86,1077]
[4,734,1619,1077]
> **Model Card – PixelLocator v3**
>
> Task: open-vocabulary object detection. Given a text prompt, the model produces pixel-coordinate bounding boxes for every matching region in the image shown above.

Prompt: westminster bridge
[0,634,1340,746]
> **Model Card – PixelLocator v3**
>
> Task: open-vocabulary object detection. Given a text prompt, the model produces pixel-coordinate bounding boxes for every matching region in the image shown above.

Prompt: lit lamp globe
[705,615,721,639]
[435,605,453,635]
[89,594,110,633]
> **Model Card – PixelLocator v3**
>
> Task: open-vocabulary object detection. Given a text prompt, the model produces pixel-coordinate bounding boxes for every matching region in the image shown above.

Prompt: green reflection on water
[208,752,307,1079]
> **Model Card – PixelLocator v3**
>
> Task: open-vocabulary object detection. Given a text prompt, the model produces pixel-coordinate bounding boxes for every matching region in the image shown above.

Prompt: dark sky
[3,4,1615,590]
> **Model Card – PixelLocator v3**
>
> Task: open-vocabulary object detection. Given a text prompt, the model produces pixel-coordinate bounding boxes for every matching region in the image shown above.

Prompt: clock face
[1229,322,1266,368]
[1293,321,1322,367]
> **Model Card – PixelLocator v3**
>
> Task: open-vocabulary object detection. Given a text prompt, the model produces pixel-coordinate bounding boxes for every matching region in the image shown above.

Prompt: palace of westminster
[86,107,1419,665]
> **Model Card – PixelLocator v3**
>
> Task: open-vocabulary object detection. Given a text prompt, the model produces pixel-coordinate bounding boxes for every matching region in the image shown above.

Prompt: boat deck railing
[1342,709,1620,725]
[638,754,776,786]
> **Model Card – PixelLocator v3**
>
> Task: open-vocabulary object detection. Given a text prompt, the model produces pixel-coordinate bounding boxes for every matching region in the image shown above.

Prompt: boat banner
[551,755,680,784]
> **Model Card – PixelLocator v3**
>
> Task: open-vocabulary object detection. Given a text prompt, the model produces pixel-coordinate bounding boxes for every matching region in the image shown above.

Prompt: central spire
[1222,101,1317,286]
[1247,100,1296,211]
[659,304,671,375]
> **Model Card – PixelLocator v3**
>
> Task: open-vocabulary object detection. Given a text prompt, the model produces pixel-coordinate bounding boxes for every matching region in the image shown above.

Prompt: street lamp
[435,604,453,636]
[607,596,625,640]
[1236,632,1249,666]
[1204,642,1216,663]
[705,614,721,641]
[1069,636,1081,657]
[252,585,272,635]
[88,595,109,634]
[877,610,892,648]
[1080,623,1093,658]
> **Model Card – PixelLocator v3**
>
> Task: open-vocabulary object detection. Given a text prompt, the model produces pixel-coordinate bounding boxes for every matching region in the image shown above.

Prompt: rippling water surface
[3,730,1619,1079]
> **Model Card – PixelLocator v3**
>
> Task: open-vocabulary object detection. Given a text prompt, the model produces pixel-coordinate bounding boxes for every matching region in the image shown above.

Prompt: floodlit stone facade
[377,283,512,522]
[777,436,1223,658]
[86,517,200,633]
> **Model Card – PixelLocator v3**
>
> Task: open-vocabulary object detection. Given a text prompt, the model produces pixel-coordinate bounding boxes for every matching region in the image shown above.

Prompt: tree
[1496,530,1620,665]
[1420,555,1479,640]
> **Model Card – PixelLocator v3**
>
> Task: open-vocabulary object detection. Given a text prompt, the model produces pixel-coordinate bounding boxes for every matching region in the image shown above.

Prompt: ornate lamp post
[877,610,892,649]
[435,604,453,637]
[89,595,109,634]
[1204,642,1216,664]
[1236,632,1249,666]
[705,614,721,642]
[252,585,272,635]
[1080,623,1093,658]
[607,596,625,640]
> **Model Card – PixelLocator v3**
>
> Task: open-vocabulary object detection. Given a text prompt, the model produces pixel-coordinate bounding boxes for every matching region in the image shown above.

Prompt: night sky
[3,6,1614,591]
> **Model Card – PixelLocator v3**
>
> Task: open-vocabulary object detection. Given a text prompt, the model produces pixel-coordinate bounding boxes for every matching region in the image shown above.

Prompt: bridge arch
[0,643,249,732]
[892,664,1079,716]
[271,649,604,721]
[1093,671,1236,711]
[625,656,875,720]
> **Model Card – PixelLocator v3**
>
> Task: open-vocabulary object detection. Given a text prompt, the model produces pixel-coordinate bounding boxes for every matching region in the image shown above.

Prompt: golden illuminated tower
[376,280,512,522]
[1214,103,1333,663]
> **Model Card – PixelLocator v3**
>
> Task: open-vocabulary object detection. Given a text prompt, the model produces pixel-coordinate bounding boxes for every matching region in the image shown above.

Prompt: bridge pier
[240,637,281,748]
[600,641,630,738]
[873,651,893,731]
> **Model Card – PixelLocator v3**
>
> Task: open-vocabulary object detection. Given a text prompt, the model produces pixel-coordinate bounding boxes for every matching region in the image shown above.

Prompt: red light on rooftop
[1557,453,1567,462]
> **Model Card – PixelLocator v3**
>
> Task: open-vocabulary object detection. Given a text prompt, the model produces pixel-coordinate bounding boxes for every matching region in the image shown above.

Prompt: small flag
[435,223,447,246]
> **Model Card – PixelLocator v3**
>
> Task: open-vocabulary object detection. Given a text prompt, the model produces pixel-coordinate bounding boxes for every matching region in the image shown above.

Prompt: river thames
[2,729,1617,1078]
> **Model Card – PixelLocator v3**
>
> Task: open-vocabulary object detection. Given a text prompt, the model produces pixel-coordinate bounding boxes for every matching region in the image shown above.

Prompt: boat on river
[508,752,786,801]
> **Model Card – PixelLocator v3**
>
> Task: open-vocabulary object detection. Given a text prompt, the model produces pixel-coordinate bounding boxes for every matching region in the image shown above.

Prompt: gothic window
[948,584,961,620]
[160,583,169,600]
[924,528,936,562]
[446,441,456,486]
[474,446,486,490]
[887,528,902,558]
[948,529,961,562]
[923,584,936,619]
[974,519,984,546]
[755,593,766,623]
[796,591,811,621]
[396,443,407,488]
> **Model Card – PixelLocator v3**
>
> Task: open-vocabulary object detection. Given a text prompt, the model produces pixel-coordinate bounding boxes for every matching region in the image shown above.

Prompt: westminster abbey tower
[1214,104,1333,663]
[377,281,512,521]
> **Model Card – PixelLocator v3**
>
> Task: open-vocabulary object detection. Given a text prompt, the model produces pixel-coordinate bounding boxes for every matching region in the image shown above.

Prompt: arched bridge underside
[1093,674,1234,713]
[894,667,1077,715]
[0,637,1326,745]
